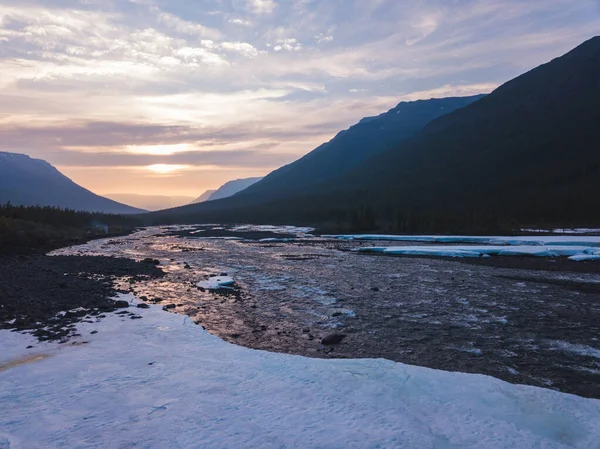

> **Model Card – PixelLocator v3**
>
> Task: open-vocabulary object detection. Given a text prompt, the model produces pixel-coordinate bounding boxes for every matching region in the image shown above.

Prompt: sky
[0,0,599,198]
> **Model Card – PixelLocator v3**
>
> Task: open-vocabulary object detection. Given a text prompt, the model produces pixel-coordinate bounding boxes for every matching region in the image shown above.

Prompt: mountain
[238,95,485,199]
[191,190,217,204]
[318,35,600,228]
[104,193,194,211]
[0,152,145,214]
[146,36,600,231]
[207,177,263,201]
[147,96,484,222]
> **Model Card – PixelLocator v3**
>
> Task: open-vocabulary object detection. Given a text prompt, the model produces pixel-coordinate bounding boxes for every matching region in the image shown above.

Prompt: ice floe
[327,234,600,247]
[356,245,600,259]
[197,275,236,290]
[522,228,600,235]
[569,254,600,262]
[2,296,600,448]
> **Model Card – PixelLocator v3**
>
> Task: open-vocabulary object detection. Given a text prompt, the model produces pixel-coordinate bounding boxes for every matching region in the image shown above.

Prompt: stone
[321,333,346,345]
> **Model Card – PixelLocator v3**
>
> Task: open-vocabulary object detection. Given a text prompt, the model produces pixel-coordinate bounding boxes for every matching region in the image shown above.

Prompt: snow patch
[197,276,235,290]
[549,341,600,360]
[3,301,599,448]
[328,234,600,247]
[356,245,600,259]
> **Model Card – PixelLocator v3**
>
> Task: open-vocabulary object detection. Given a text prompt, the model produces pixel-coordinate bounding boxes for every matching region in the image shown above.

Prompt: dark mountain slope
[0,152,145,214]
[329,35,600,217]
[238,95,484,198]
[146,95,485,222]
[191,190,217,204]
[208,177,263,201]
[147,36,600,231]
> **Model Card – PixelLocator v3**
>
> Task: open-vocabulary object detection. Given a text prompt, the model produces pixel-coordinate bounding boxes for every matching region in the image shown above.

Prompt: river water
[51,225,600,398]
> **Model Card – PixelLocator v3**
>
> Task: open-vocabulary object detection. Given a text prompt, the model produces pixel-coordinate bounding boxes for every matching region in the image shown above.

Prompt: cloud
[273,38,302,52]
[151,6,222,40]
[246,0,276,15]
[1,0,600,196]
[229,18,251,26]
[221,41,260,58]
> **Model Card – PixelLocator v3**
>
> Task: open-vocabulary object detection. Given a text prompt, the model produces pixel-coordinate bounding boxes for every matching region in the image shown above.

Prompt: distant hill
[0,152,145,214]
[104,193,194,211]
[191,190,217,204]
[206,178,263,201]
[239,95,485,199]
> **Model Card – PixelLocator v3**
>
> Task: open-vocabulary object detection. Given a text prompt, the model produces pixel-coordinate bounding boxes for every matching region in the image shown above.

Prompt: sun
[146,164,190,174]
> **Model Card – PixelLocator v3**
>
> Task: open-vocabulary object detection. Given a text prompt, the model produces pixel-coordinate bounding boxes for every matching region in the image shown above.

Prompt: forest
[0,203,141,255]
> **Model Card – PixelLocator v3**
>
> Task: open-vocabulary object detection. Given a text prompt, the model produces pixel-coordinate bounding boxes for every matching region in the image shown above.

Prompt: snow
[197,275,235,290]
[327,234,600,247]
[259,238,296,242]
[522,228,600,235]
[569,254,600,262]
[2,296,600,448]
[357,245,600,258]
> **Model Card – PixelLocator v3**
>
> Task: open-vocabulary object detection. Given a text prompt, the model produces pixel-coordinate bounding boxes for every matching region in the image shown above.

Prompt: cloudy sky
[1,0,599,198]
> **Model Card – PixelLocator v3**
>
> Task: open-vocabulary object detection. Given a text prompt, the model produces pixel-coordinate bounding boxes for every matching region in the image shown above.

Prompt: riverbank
[0,254,164,341]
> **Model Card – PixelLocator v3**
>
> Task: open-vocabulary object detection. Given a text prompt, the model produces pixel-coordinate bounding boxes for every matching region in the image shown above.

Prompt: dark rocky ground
[0,255,164,341]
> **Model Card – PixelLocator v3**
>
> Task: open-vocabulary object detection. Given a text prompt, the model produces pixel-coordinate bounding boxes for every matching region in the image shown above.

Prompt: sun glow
[126,144,192,156]
[145,164,191,174]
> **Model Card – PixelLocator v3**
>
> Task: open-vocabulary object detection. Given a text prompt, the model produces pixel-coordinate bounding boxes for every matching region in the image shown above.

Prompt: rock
[220,272,228,276]
[142,258,160,265]
[114,300,129,308]
[90,330,98,335]
[130,316,143,320]
[137,303,150,309]
[321,333,346,345]
[162,304,176,310]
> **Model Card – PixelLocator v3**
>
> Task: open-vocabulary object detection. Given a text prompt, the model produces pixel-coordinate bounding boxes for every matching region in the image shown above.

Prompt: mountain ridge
[0,152,146,214]
[146,36,600,231]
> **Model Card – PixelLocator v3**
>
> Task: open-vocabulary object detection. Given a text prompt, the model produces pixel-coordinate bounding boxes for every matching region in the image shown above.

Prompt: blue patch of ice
[328,234,600,247]
[355,244,600,259]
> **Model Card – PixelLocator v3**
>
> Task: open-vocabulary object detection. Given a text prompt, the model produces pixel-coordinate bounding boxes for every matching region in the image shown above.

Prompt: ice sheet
[327,234,600,247]
[197,275,235,290]
[2,297,600,448]
[357,245,599,258]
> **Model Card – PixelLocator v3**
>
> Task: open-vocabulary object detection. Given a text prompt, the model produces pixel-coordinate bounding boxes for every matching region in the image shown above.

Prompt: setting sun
[145,164,190,174]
